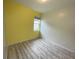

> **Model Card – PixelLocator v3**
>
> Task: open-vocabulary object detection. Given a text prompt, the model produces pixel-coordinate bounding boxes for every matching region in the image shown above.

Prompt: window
[34,17,40,31]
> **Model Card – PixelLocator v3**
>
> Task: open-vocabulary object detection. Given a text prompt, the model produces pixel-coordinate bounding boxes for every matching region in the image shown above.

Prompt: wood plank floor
[7,39,75,59]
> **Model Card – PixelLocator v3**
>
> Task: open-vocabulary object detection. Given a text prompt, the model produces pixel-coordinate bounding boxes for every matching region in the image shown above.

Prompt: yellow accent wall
[4,0,41,46]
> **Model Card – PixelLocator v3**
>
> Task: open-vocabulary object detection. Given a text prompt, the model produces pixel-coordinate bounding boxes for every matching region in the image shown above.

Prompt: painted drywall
[4,0,41,46]
[16,0,74,13]
[41,6,75,52]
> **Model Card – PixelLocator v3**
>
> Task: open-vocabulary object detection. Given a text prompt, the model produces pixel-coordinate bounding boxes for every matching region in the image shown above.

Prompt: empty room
[4,0,75,59]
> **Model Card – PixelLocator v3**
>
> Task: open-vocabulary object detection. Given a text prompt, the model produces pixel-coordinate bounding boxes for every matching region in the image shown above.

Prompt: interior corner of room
[4,0,75,59]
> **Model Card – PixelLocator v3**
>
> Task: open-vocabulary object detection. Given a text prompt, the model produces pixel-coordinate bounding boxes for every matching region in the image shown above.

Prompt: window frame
[34,16,41,32]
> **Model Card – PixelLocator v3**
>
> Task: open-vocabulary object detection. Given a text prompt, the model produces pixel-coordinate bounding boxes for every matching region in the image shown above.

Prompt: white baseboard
[7,36,40,47]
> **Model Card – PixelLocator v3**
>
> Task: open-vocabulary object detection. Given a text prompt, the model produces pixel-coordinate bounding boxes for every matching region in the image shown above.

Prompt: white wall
[41,6,75,52]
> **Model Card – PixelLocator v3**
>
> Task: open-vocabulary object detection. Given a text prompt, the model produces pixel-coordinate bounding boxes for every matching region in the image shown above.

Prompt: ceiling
[16,0,75,13]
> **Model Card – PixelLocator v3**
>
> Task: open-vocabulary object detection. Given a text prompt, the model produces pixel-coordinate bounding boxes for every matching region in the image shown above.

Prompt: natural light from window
[34,17,40,32]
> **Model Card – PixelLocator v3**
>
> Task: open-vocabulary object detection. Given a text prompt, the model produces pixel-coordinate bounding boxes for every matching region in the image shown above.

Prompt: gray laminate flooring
[7,39,75,59]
